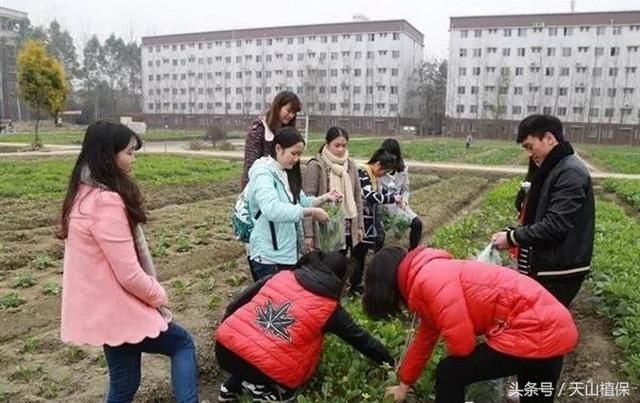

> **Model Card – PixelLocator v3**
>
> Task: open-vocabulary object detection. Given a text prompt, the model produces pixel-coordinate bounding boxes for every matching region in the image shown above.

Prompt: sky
[4,0,640,59]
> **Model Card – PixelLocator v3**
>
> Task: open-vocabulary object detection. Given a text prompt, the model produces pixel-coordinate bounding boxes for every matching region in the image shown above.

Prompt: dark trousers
[351,235,384,292]
[435,343,564,403]
[248,260,294,282]
[215,343,287,392]
[536,273,587,307]
[409,217,423,251]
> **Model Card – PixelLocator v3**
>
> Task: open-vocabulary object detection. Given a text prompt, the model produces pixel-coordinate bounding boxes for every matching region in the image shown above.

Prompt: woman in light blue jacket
[246,127,342,280]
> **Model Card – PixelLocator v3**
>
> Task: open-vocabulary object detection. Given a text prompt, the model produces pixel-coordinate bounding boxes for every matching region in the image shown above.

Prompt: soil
[0,172,637,402]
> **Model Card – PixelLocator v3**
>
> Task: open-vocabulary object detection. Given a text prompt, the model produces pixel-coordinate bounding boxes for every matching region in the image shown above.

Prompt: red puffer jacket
[397,247,578,386]
[216,270,337,389]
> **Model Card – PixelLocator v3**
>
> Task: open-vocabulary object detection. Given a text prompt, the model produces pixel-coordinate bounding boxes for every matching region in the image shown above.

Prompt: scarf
[361,163,379,191]
[522,141,575,225]
[321,147,358,219]
[79,165,172,322]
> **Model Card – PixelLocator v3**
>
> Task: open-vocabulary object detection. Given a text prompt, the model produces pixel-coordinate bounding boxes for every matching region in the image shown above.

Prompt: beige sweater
[302,156,364,247]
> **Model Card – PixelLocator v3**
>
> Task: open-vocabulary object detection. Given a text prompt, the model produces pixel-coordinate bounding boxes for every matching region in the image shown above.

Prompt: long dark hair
[363,247,407,320]
[367,148,397,170]
[265,91,301,133]
[271,126,305,204]
[57,121,146,239]
[318,126,349,153]
[381,138,405,172]
[295,250,350,283]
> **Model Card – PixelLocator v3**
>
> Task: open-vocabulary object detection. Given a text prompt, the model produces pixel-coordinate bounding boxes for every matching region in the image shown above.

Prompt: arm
[399,169,410,200]
[354,170,365,233]
[252,172,304,223]
[324,306,394,365]
[398,320,440,386]
[511,169,589,246]
[223,277,269,319]
[90,192,167,308]
[241,122,265,188]
[359,169,396,205]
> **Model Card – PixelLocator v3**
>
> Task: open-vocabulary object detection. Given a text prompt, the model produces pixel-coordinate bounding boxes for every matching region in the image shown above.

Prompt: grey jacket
[302,156,364,248]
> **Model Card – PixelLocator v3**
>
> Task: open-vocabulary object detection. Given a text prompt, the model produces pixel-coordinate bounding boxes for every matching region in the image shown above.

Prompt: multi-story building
[0,6,28,120]
[141,19,424,133]
[447,11,640,145]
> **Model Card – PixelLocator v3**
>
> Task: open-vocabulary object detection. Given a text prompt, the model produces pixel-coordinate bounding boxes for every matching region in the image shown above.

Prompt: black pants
[536,273,587,307]
[215,343,287,392]
[409,217,423,251]
[351,235,384,293]
[435,343,564,403]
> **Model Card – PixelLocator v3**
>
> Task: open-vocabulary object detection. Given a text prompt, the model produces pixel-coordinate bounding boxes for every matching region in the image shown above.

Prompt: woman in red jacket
[215,251,393,402]
[363,246,578,403]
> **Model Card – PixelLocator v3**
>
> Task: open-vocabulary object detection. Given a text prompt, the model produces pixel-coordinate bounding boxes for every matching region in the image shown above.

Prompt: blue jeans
[102,322,198,403]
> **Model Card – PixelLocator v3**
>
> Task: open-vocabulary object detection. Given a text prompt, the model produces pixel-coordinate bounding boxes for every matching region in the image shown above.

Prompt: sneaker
[242,381,295,402]
[218,383,243,402]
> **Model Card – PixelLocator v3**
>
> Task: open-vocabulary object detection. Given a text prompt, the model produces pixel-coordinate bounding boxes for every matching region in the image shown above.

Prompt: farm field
[0,153,639,402]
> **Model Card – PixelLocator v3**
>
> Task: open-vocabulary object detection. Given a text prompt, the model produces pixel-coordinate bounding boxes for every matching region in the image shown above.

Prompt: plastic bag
[383,209,412,240]
[317,204,346,252]
[475,243,502,266]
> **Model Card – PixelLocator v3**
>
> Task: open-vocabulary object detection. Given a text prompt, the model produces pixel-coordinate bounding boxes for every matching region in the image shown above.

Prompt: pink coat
[61,185,168,346]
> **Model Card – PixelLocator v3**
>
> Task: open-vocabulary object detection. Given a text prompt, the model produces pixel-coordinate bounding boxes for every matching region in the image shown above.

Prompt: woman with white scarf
[302,127,364,254]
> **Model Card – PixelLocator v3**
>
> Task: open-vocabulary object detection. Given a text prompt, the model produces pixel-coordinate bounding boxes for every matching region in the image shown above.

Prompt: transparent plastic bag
[317,204,346,252]
[475,243,502,266]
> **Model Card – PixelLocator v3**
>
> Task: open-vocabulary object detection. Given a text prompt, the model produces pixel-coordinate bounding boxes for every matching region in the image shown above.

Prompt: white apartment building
[141,19,424,133]
[0,6,28,120]
[446,11,640,145]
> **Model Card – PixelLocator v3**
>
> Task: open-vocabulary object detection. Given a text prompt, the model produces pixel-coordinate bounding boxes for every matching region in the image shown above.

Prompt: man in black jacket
[491,115,595,307]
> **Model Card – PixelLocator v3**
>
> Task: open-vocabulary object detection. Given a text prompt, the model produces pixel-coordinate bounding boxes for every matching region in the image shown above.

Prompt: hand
[304,237,315,253]
[356,229,364,242]
[385,384,409,402]
[313,208,330,223]
[325,190,344,203]
[394,195,404,206]
[491,231,510,250]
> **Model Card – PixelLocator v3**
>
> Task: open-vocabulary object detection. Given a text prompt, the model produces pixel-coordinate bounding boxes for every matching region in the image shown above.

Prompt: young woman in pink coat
[363,246,578,403]
[58,121,198,403]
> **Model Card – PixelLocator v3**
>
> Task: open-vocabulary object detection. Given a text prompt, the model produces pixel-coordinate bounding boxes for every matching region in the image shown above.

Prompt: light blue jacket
[247,157,314,265]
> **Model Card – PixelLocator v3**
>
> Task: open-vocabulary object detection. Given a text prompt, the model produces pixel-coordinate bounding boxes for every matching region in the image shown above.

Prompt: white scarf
[80,165,172,322]
[321,147,357,219]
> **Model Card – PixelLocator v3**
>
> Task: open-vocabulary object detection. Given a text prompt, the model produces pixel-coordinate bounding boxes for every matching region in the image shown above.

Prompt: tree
[17,40,68,147]
[406,59,447,135]
[82,35,105,121]
[47,20,80,79]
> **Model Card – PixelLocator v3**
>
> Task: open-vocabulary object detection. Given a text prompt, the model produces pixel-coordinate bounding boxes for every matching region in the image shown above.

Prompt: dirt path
[2,142,638,180]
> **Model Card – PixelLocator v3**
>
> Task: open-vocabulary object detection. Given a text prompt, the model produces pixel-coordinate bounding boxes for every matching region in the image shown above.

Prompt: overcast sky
[4,0,640,58]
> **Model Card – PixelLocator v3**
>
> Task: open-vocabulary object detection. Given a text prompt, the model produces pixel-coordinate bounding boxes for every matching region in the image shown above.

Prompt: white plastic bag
[475,243,502,266]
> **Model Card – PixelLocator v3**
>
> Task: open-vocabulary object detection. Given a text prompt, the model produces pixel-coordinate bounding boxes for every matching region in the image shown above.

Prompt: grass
[0,155,242,200]
[307,138,526,166]
[602,179,640,210]
[580,144,640,174]
[0,292,26,309]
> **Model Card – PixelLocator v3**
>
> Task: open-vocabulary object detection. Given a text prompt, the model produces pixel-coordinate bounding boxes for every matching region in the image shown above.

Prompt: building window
[513,106,522,114]
[593,67,602,76]
[456,104,465,113]
[504,29,512,37]
[548,27,557,36]
[474,29,482,37]
[610,47,620,56]
[563,27,573,36]
[471,86,479,94]
[613,26,622,35]
[460,30,468,38]
[473,48,482,57]
[503,48,511,56]
[458,67,467,76]
[517,48,526,57]
[590,108,599,117]
[560,67,570,76]
[559,87,568,96]
[518,28,527,37]
[545,67,554,76]
[473,67,481,75]
[514,87,523,95]
[392,50,400,58]
[562,47,572,57]
[544,87,553,96]
[607,88,617,97]
[557,107,567,116]
[459,48,468,57]
[547,47,556,56]
[609,67,619,77]
[457,86,466,95]
[515,67,524,76]
[543,106,552,115]
[605,108,614,117]
[591,88,601,96]
[470,105,478,113]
